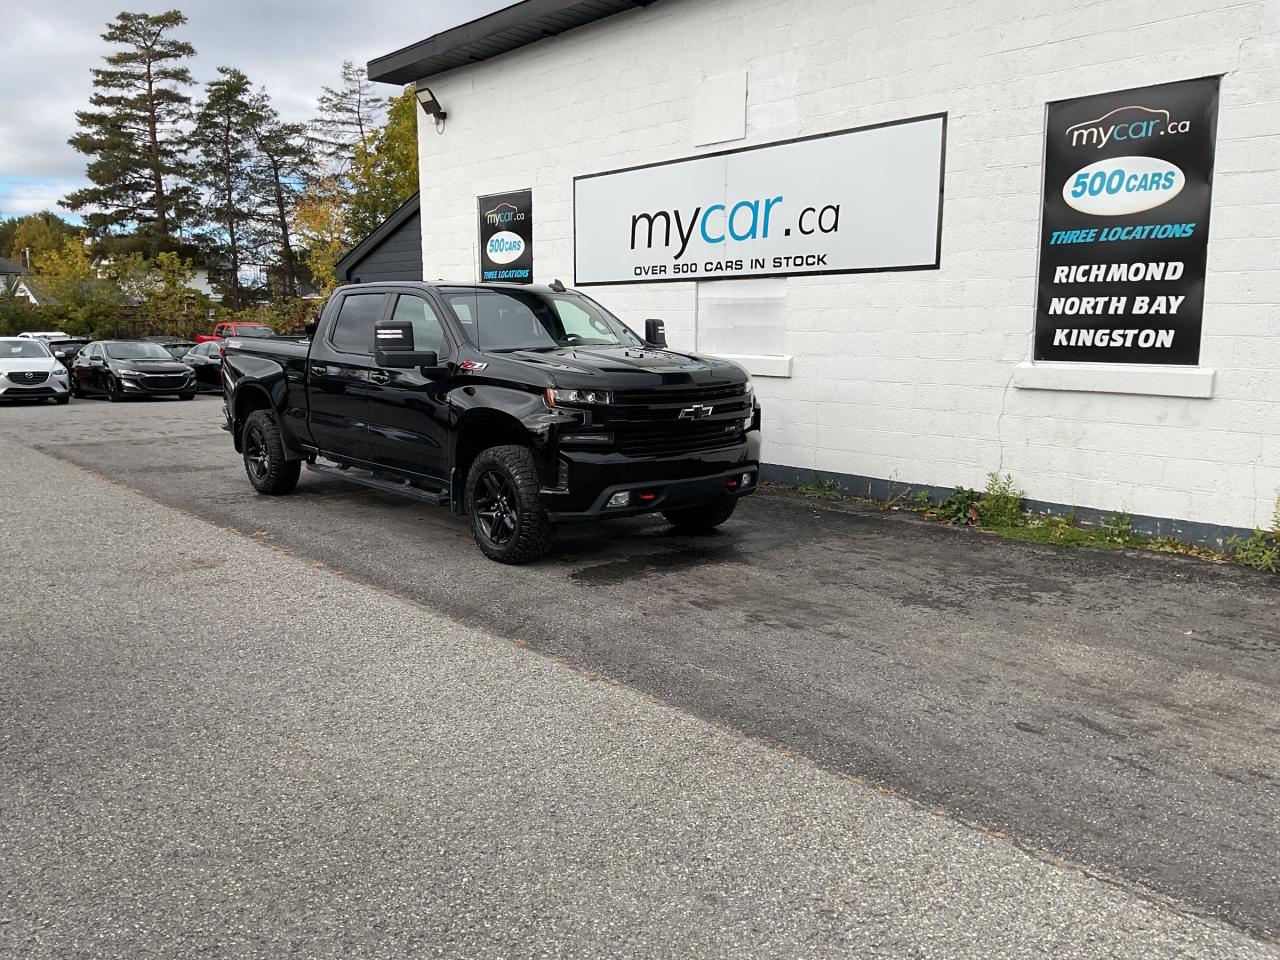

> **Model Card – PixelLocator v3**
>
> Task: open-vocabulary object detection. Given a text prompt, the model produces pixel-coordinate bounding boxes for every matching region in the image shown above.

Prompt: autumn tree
[293,176,348,294]
[4,212,78,266]
[34,236,122,333]
[63,10,198,253]
[347,86,419,240]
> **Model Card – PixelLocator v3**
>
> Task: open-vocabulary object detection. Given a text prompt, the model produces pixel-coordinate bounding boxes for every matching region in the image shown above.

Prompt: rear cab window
[329,294,386,355]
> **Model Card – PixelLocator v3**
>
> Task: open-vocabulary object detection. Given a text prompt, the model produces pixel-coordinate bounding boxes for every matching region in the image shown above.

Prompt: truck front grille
[607,382,750,457]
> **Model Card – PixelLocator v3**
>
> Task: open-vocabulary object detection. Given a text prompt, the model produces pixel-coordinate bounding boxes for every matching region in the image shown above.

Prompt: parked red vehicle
[194,321,274,344]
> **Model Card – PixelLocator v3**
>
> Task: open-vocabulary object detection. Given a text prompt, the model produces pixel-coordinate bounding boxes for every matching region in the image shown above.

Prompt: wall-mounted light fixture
[415,86,447,133]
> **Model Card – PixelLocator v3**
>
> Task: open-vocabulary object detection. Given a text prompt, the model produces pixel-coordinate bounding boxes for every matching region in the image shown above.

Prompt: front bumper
[119,373,195,395]
[541,431,761,521]
[0,376,69,399]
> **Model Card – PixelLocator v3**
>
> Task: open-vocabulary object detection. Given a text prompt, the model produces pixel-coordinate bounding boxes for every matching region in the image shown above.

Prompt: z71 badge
[459,360,489,373]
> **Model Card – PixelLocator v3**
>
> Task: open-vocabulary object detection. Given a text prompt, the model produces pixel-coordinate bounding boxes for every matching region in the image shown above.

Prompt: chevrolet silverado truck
[221,281,761,563]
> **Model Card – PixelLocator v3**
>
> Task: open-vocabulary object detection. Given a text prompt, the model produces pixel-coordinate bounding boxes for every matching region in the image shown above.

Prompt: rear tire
[662,498,738,532]
[242,409,300,495]
[465,444,554,564]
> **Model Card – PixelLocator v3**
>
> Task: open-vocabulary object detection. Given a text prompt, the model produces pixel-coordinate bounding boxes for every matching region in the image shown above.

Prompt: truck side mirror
[304,321,318,337]
[645,318,667,348]
[374,319,438,369]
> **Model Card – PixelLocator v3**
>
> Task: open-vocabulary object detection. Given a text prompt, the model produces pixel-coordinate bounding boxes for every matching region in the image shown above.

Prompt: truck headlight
[546,388,613,406]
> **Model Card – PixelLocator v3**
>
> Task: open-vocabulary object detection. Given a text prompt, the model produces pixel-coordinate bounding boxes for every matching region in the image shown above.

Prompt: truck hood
[499,345,745,383]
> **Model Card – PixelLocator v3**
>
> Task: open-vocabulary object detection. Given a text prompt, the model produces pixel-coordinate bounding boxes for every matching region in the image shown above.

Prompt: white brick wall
[415,0,1280,532]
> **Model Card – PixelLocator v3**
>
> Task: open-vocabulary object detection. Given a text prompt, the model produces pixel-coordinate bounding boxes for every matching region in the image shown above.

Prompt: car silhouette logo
[678,404,713,420]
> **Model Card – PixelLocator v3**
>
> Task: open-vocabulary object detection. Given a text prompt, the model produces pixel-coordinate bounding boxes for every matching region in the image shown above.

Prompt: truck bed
[224,335,310,360]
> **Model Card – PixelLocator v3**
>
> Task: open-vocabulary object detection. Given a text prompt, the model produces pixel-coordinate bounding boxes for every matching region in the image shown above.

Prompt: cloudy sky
[0,0,511,221]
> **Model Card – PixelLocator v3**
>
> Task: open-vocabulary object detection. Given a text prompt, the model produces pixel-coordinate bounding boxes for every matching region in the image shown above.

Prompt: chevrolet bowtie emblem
[678,403,713,420]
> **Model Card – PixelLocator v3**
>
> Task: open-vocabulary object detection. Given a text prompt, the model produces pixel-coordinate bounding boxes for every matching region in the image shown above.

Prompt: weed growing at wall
[977,472,1025,528]
[937,487,981,525]
[774,473,1276,574]
[1226,494,1280,572]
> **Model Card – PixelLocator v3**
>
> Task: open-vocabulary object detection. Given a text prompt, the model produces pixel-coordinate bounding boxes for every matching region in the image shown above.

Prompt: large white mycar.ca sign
[573,114,946,285]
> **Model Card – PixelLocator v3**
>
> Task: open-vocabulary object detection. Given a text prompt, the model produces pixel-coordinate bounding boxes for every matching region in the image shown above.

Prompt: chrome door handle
[368,371,391,385]
[310,364,331,376]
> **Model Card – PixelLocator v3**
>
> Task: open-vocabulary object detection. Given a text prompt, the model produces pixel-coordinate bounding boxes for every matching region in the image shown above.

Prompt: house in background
[0,255,29,296]
[335,193,422,284]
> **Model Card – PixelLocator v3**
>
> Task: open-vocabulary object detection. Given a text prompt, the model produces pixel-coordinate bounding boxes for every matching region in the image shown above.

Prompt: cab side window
[330,294,385,355]
[390,295,446,357]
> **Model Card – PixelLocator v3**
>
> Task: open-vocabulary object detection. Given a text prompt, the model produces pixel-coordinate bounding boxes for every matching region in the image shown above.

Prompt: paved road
[2,396,1278,957]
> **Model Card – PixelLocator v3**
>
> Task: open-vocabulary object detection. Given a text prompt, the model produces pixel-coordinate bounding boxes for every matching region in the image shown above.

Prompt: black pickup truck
[221,281,761,563]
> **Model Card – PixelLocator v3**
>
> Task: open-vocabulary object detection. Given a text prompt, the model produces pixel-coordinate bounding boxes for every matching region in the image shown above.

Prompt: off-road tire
[465,444,554,564]
[662,497,738,532]
[242,409,300,495]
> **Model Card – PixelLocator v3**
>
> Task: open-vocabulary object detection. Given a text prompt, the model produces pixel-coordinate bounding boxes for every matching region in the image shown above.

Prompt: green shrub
[798,478,842,500]
[1227,530,1280,573]
[977,471,1025,527]
[938,487,981,525]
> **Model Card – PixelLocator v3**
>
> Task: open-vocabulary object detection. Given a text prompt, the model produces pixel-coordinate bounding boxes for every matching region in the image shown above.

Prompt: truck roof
[343,281,574,295]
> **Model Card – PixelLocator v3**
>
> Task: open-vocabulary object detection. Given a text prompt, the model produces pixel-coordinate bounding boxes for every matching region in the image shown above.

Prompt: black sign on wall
[478,189,533,284]
[1034,77,1220,365]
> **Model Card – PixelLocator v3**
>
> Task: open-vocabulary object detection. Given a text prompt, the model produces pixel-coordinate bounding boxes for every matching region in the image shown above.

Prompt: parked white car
[0,337,71,404]
[16,331,71,340]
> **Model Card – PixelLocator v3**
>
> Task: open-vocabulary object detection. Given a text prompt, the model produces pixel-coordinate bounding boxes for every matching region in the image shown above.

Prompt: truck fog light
[742,472,754,487]
[607,492,631,508]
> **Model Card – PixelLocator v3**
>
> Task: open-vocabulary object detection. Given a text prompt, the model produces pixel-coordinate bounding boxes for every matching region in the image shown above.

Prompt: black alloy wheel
[473,469,519,546]
[241,409,300,495]
[106,375,122,402]
[465,445,555,564]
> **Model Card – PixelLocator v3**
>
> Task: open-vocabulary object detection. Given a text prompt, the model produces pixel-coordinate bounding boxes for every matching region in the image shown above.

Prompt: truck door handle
[310,364,331,376]
[368,371,390,385]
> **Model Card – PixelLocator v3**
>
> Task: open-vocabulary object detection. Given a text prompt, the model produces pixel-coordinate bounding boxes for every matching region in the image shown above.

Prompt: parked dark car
[144,336,200,360]
[222,281,760,564]
[44,338,90,370]
[182,340,223,391]
[71,340,197,401]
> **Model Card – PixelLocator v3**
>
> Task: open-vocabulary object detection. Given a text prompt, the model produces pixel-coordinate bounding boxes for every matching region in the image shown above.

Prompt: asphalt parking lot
[2,394,1278,958]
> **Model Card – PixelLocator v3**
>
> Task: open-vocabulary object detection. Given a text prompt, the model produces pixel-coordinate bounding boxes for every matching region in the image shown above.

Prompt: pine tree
[192,67,259,307]
[248,92,313,298]
[310,60,384,175]
[63,10,198,253]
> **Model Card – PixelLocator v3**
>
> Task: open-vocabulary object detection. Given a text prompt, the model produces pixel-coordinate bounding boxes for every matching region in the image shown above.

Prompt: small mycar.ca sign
[478,189,533,284]
[1033,76,1220,365]
[572,115,946,285]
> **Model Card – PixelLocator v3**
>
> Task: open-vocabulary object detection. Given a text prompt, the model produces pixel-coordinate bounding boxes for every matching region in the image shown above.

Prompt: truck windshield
[443,289,642,352]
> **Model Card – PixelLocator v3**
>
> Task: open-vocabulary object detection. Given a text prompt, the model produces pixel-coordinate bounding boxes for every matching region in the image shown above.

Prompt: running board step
[307,462,450,505]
